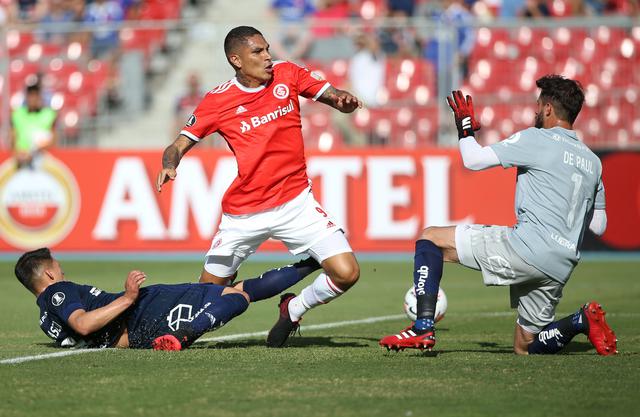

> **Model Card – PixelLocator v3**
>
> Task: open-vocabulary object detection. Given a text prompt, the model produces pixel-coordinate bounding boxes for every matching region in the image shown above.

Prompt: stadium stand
[1,0,186,145]
[1,0,638,150]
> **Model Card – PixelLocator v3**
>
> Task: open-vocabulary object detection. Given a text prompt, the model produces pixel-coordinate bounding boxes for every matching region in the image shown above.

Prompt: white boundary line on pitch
[0,348,110,365]
[0,314,407,365]
[3,311,638,365]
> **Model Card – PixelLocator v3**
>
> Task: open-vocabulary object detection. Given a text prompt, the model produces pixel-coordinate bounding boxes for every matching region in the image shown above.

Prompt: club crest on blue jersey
[52,292,65,306]
[167,304,193,331]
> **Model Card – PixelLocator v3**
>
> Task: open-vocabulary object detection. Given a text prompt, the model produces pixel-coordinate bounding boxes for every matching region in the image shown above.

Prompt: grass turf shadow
[193,335,371,350]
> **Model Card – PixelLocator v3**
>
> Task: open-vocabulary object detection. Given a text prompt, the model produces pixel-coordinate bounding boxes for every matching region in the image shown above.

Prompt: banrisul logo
[0,155,80,249]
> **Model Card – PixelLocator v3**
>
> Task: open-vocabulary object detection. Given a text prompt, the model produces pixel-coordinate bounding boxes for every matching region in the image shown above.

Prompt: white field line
[2,311,638,365]
[0,348,109,365]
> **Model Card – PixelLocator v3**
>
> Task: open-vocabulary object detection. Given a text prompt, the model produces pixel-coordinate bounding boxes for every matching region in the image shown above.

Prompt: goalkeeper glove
[446,90,481,139]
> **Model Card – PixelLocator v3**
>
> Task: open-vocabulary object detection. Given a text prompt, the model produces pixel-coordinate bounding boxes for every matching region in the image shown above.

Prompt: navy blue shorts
[126,283,225,349]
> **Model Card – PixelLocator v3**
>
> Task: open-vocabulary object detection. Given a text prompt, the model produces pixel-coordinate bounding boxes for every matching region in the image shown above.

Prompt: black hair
[223,26,263,67]
[536,75,585,124]
[25,82,41,94]
[15,248,53,294]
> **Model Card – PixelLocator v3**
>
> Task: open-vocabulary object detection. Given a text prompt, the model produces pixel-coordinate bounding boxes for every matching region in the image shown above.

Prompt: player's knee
[328,259,360,289]
[513,344,530,355]
[419,227,439,245]
[200,269,236,285]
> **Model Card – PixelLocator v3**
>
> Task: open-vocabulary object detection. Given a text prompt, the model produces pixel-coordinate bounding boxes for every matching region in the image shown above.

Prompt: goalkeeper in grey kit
[380,75,617,355]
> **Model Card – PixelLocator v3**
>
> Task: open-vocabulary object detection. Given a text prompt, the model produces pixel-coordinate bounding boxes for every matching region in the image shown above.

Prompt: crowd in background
[269,0,638,62]
[2,0,639,152]
[1,0,142,59]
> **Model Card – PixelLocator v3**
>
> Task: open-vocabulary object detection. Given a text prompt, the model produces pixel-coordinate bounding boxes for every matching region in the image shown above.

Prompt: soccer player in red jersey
[156,26,363,347]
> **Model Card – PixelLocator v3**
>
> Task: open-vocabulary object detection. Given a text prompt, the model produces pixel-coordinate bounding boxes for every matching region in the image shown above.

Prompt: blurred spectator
[311,0,351,39]
[378,6,420,56]
[521,0,551,17]
[603,0,639,14]
[66,0,85,19]
[37,0,78,45]
[84,0,124,59]
[0,0,18,23]
[118,0,142,19]
[423,0,475,86]
[269,0,315,61]
[343,31,387,146]
[501,0,526,17]
[388,0,417,15]
[349,31,386,108]
[11,83,58,169]
[174,72,204,134]
[16,0,42,21]
[307,0,355,59]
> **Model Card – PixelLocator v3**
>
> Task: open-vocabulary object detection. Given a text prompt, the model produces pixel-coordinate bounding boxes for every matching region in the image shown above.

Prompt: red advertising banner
[0,149,636,253]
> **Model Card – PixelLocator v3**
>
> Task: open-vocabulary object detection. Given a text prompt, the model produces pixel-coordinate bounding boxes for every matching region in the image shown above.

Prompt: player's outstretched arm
[67,271,146,336]
[156,135,196,192]
[318,86,363,113]
[446,90,499,171]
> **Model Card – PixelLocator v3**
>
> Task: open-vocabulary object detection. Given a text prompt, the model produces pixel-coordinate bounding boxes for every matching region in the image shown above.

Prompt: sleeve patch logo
[310,71,324,81]
[52,292,65,306]
[186,114,197,127]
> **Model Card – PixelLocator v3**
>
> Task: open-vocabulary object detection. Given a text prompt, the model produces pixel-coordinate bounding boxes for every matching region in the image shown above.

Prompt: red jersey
[180,61,330,215]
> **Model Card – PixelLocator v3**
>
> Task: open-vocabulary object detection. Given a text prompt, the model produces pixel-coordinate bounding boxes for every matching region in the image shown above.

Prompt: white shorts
[455,224,564,333]
[204,187,351,277]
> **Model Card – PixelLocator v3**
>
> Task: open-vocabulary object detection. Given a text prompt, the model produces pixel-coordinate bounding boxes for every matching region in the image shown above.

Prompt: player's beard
[534,111,543,128]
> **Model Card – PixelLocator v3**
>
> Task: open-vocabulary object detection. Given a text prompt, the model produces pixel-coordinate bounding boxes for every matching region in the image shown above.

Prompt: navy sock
[241,257,321,302]
[292,256,322,278]
[527,309,587,354]
[178,292,249,347]
[413,239,443,332]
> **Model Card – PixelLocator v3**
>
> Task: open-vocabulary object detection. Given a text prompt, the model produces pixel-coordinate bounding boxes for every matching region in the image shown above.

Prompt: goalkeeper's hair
[15,248,53,294]
[536,75,585,124]
[224,26,264,68]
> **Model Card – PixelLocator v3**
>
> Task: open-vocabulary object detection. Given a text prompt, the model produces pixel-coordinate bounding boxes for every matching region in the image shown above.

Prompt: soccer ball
[403,286,447,322]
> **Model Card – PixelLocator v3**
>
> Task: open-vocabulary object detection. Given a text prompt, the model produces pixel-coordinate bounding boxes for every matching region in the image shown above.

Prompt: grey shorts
[455,224,564,333]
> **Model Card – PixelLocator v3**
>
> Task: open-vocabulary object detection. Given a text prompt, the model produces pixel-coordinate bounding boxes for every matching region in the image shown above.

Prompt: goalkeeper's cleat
[266,293,300,348]
[379,326,436,351]
[152,334,185,351]
[582,302,618,356]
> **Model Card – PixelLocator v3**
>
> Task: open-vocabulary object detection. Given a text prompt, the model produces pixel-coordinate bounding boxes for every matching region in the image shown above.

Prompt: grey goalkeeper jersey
[490,127,605,284]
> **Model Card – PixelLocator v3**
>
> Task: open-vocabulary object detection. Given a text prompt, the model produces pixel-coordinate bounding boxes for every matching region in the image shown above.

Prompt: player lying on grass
[380,75,617,355]
[15,248,321,351]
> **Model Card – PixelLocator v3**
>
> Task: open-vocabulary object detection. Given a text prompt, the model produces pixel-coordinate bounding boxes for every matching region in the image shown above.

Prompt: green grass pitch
[1,258,639,417]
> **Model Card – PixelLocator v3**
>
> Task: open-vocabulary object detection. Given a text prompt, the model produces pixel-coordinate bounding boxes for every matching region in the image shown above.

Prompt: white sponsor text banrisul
[250,100,294,128]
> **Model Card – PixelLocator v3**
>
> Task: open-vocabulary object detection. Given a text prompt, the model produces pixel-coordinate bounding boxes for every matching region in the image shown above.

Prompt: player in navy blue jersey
[15,248,321,351]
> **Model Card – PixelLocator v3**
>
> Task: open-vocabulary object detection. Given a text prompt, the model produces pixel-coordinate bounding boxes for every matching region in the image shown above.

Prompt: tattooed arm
[156,135,196,192]
[317,86,363,113]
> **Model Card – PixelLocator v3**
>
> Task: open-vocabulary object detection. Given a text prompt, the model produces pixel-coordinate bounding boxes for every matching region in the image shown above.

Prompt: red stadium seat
[47,60,81,90]
[6,31,34,56]
[9,60,39,92]
[385,58,436,100]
